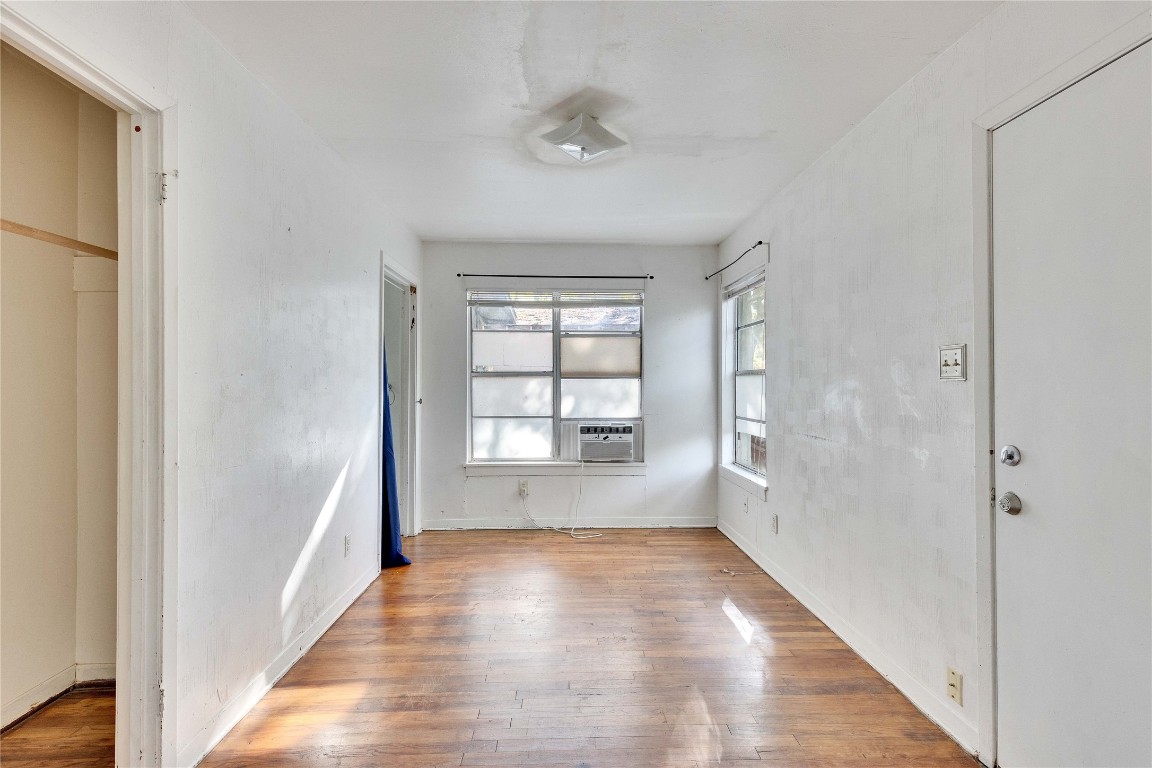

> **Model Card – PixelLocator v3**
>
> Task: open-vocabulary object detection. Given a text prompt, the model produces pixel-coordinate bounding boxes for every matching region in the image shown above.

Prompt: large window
[468,289,643,461]
[728,276,765,475]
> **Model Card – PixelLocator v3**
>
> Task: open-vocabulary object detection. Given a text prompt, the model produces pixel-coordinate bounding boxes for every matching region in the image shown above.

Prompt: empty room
[0,2,1148,767]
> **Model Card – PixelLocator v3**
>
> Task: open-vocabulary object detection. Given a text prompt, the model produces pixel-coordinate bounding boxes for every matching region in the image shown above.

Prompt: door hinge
[159,170,178,205]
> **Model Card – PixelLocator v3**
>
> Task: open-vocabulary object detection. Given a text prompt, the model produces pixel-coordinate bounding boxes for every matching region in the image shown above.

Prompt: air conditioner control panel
[579,425,633,437]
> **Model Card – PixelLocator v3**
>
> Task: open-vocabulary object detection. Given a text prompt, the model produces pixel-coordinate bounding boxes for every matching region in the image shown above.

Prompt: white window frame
[720,270,768,489]
[466,289,644,463]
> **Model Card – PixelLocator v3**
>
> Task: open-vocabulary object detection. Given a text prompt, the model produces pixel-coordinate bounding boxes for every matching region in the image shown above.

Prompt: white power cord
[720,567,764,576]
[566,459,601,539]
[519,460,602,539]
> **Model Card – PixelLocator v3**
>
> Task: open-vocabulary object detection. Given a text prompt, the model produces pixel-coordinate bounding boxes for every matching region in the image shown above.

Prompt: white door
[382,278,411,534]
[992,42,1151,767]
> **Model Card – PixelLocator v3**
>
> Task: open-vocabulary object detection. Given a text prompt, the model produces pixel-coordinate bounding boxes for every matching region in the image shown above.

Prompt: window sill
[719,464,769,500]
[465,462,647,477]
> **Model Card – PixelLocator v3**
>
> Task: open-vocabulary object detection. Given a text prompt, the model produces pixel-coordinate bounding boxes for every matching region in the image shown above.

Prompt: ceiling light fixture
[540,113,627,164]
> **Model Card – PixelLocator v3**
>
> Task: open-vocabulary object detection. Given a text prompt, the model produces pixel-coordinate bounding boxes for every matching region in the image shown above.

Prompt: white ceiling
[189,1,997,245]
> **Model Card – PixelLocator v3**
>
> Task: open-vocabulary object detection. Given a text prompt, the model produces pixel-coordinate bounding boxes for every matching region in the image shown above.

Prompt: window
[468,289,643,461]
[727,275,766,475]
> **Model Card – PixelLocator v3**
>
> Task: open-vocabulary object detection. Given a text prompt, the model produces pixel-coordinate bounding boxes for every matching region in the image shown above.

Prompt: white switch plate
[939,344,967,380]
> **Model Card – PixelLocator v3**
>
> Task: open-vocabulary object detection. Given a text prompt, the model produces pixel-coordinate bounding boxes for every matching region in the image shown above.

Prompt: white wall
[421,242,716,530]
[4,2,421,763]
[0,45,118,725]
[74,256,118,680]
[714,1,1151,756]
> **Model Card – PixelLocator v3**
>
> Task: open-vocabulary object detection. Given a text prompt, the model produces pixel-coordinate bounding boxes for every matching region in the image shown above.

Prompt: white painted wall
[714,1,1152,757]
[74,257,118,680]
[74,89,120,682]
[0,44,80,723]
[3,2,421,762]
[0,45,119,726]
[421,242,716,530]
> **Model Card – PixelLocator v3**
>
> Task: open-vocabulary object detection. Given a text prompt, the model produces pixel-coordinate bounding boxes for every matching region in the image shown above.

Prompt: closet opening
[1,41,118,763]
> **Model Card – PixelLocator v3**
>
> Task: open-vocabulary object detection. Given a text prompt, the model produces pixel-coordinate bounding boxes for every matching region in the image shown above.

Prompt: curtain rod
[704,240,763,281]
[458,273,654,280]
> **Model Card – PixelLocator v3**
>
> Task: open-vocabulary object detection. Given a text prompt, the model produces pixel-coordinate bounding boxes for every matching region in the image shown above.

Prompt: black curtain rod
[704,240,764,281]
[458,273,654,280]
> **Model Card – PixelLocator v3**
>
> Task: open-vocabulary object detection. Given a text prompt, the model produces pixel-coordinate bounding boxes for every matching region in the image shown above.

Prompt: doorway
[989,40,1150,767]
[0,42,119,737]
[381,269,417,539]
[1,9,174,764]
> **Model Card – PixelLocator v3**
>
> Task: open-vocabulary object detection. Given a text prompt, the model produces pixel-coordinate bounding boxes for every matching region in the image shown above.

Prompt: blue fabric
[381,340,411,569]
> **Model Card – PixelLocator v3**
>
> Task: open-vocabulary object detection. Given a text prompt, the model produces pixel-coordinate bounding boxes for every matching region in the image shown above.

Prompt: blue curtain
[381,339,411,569]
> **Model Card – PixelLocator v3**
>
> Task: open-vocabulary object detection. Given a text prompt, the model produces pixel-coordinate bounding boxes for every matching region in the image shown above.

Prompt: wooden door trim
[970,11,1152,766]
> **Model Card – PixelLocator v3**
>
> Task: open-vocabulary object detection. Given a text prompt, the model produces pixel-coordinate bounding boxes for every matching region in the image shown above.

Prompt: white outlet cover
[939,344,967,380]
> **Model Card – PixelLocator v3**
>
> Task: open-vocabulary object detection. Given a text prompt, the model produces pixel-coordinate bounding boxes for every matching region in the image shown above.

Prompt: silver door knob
[1000,445,1021,466]
[998,491,1022,515]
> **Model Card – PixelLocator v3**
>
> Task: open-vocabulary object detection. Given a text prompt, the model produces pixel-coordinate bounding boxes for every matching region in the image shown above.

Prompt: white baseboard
[1,664,75,727]
[425,515,717,530]
[75,662,115,683]
[716,519,981,757]
[175,565,380,767]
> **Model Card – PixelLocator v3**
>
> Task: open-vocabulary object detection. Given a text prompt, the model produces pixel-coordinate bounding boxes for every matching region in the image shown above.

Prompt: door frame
[379,254,420,553]
[0,6,177,765]
[970,11,1151,765]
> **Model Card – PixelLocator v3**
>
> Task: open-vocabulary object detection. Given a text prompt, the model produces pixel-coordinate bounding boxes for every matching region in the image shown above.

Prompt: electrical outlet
[772,513,779,534]
[518,480,529,497]
[343,535,351,557]
[947,667,963,705]
[939,344,967,380]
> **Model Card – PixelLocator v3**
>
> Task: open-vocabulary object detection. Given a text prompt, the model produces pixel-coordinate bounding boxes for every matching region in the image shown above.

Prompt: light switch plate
[939,344,967,380]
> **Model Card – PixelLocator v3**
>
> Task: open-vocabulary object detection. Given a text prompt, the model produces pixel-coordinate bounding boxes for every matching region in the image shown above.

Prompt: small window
[727,276,766,475]
[468,289,643,461]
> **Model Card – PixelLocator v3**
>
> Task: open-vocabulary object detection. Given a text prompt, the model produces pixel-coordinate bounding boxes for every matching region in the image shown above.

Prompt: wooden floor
[202,529,978,767]
[0,530,978,766]
[0,687,115,767]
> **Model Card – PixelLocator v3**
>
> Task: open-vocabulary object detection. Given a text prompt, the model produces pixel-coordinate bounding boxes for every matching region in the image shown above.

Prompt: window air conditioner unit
[578,424,635,462]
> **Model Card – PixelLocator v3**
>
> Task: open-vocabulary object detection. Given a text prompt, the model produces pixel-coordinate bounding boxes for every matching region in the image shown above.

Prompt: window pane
[737,285,764,325]
[472,377,552,416]
[468,290,552,303]
[737,324,764,371]
[472,305,552,331]
[559,290,643,303]
[560,336,641,377]
[560,379,641,418]
[735,419,766,474]
[560,306,641,333]
[473,331,553,372]
[735,374,764,421]
[472,418,553,459]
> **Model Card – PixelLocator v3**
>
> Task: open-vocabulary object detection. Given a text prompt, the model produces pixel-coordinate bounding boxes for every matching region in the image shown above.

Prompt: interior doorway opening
[0,42,119,748]
[1,8,174,764]
[381,266,417,544]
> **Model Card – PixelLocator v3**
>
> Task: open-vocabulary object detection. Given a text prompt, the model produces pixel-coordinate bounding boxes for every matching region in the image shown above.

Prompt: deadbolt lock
[1000,445,1021,466]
